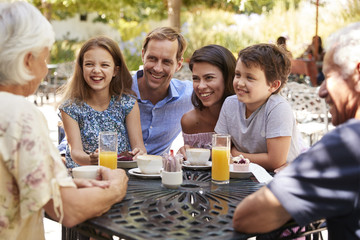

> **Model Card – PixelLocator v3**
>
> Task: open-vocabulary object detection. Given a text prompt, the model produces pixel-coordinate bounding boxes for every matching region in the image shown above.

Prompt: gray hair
[325,22,360,79]
[0,1,55,86]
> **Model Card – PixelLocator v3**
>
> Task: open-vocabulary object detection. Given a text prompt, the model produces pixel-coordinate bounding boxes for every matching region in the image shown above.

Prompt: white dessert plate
[230,164,252,179]
[117,160,137,169]
[230,163,274,183]
[182,161,212,170]
[128,168,161,179]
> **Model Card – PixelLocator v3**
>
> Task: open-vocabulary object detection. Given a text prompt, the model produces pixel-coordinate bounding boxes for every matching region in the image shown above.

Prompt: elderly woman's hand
[98,167,128,182]
[73,178,110,189]
[98,167,128,202]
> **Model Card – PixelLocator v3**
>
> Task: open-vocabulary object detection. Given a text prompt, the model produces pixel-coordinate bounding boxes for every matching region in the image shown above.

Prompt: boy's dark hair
[58,35,134,106]
[237,43,291,94]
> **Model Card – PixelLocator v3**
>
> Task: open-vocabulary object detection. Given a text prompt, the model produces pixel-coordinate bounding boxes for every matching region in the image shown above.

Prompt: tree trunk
[41,1,52,21]
[168,0,182,31]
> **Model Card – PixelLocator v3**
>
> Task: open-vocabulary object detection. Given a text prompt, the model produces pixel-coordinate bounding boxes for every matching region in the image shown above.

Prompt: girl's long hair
[58,36,134,106]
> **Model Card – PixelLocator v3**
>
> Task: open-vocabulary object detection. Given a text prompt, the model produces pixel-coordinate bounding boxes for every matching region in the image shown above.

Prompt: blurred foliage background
[27,0,360,71]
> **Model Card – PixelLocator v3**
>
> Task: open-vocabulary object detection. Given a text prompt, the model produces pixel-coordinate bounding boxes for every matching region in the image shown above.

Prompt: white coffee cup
[136,155,163,174]
[186,148,210,166]
[161,170,183,189]
[72,165,99,179]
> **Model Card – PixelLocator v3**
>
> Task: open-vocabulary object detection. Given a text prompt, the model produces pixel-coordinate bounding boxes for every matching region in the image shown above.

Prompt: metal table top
[73,169,326,240]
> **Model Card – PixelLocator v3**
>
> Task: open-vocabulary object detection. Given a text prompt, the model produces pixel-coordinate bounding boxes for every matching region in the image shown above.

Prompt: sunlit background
[18,0,360,71]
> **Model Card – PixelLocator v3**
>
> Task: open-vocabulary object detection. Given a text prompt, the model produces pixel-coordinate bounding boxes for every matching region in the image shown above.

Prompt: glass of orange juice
[211,134,231,184]
[99,131,118,169]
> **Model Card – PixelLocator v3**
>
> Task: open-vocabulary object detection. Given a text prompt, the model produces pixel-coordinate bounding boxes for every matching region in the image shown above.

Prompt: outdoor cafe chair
[281,81,332,146]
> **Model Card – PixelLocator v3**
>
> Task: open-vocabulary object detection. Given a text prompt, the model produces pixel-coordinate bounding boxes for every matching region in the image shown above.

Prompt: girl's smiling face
[233,59,279,114]
[83,46,117,93]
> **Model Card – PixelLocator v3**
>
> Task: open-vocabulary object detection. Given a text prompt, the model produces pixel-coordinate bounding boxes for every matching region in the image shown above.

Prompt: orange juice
[99,151,117,169]
[211,147,230,182]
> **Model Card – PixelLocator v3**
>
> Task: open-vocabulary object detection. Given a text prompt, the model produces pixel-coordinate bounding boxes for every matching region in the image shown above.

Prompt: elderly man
[233,22,360,239]
[132,27,193,155]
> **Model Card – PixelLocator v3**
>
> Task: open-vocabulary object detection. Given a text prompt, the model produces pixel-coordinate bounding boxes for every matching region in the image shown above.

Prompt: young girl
[215,43,300,171]
[59,36,146,169]
[179,45,236,158]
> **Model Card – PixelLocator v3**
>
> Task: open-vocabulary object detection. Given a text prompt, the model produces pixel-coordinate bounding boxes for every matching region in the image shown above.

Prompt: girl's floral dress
[59,94,135,169]
[0,92,75,240]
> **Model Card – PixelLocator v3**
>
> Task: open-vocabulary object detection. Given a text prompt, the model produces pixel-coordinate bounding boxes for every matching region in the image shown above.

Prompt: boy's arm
[231,136,290,171]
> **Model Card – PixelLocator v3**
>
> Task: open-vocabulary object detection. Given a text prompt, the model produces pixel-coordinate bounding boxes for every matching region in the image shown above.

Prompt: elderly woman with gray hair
[0,2,128,240]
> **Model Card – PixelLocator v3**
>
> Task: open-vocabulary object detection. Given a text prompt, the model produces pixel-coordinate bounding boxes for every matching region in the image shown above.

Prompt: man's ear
[175,57,184,72]
[141,48,145,63]
[269,80,281,93]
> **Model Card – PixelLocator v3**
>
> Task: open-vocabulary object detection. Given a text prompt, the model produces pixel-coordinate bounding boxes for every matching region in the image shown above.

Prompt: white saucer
[128,168,161,179]
[117,160,137,169]
[182,161,212,170]
[230,164,252,179]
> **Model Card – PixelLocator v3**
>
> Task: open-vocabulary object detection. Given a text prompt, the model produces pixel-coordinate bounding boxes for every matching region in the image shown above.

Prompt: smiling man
[232,22,360,239]
[132,27,193,155]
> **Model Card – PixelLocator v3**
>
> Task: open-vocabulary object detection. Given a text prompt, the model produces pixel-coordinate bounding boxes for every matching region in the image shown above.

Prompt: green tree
[341,0,360,23]
[28,0,303,28]
[27,0,167,22]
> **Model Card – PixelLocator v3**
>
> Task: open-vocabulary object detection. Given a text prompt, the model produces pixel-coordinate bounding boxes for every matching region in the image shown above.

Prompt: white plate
[128,168,161,179]
[117,160,137,169]
[230,164,252,179]
[182,161,212,170]
[230,163,274,183]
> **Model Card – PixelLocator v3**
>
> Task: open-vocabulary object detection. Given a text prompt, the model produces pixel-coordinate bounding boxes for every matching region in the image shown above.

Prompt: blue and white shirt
[132,70,193,155]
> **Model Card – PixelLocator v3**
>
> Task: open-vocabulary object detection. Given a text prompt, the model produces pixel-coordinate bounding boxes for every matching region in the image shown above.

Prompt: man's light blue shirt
[132,70,193,155]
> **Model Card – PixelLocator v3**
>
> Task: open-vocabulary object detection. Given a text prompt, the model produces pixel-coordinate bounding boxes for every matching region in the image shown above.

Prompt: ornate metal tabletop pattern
[75,170,326,240]
[78,171,261,239]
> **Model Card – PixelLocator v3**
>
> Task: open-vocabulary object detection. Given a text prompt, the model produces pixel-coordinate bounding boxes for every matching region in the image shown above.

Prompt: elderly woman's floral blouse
[59,94,135,169]
[0,92,75,240]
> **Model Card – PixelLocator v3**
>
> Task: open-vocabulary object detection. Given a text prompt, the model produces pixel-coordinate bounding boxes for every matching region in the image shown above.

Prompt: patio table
[70,169,326,240]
